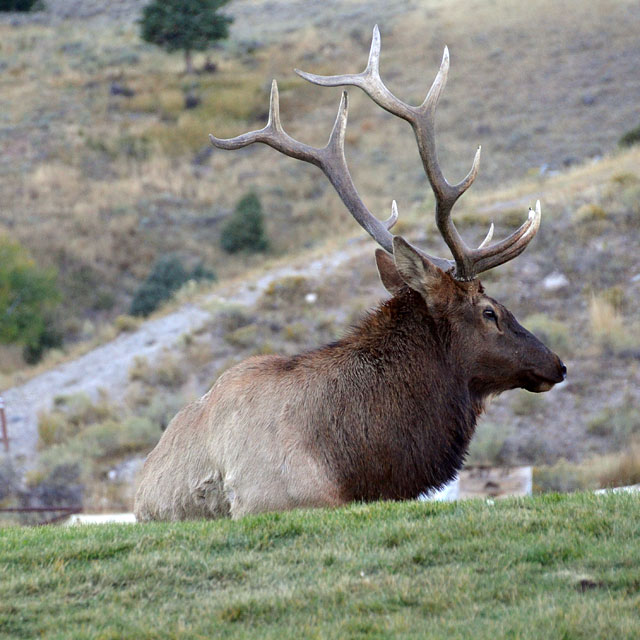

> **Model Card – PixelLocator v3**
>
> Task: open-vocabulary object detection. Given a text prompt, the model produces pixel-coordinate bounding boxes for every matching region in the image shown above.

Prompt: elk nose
[560,362,567,380]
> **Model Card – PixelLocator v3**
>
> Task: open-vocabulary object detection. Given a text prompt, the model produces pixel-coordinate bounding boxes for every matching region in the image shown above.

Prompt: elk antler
[210,26,541,281]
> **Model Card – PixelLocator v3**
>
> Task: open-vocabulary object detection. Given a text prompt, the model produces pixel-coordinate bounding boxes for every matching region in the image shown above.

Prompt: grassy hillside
[1,0,639,354]
[1,492,639,639]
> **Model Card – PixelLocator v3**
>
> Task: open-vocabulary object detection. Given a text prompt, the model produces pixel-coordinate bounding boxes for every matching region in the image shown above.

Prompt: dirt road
[2,248,359,466]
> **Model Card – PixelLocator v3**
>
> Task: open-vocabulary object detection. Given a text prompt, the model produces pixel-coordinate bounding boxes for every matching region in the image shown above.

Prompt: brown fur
[134,244,565,521]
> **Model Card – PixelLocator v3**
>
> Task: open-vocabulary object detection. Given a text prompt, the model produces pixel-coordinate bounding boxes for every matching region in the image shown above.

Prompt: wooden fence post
[0,396,9,453]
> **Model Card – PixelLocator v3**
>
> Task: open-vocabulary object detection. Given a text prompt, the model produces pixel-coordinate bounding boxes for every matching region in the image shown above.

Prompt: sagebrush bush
[610,172,640,186]
[512,389,544,417]
[128,352,188,388]
[516,432,551,465]
[573,203,607,223]
[24,460,84,512]
[30,412,162,511]
[142,393,185,431]
[466,421,512,466]
[114,314,141,334]
[128,356,152,383]
[147,255,188,291]
[619,123,640,148]
[589,294,638,354]
[259,275,309,310]
[599,286,626,312]
[78,417,159,459]
[130,281,174,317]
[533,459,594,493]
[189,262,216,282]
[130,255,216,317]
[37,411,72,449]
[212,306,245,329]
[220,192,269,254]
[0,0,40,11]
[533,442,640,494]
[154,352,188,388]
[224,323,259,348]
[586,398,640,447]
[37,393,114,448]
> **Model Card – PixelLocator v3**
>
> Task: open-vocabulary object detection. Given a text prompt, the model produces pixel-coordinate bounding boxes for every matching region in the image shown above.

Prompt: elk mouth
[522,367,566,393]
[525,378,556,393]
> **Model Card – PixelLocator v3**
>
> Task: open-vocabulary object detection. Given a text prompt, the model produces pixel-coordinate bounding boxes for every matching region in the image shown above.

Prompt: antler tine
[214,33,540,280]
[477,222,494,250]
[295,25,415,123]
[321,91,398,252]
[471,201,542,273]
[209,80,323,167]
[385,200,399,230]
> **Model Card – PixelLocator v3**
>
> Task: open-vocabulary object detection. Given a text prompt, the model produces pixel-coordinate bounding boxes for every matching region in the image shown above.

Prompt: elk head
[210,25,566,400]
[375,238,565,399]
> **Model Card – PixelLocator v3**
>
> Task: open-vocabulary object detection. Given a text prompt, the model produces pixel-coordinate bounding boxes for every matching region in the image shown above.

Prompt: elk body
[134,27,566,522]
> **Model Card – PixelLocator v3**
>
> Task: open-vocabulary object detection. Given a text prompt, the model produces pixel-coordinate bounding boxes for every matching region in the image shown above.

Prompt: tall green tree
[0,236,60,352]
[139,0,233,74]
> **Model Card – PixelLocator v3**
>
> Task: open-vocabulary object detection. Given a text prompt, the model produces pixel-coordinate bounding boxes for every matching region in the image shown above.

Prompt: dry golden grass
[534,439,640,493]
[589,294,639,354]
[597,439,640,488]
[2,0,638,343]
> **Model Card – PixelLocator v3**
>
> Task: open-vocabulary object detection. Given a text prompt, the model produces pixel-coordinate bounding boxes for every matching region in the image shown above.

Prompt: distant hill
[1,0,639,511]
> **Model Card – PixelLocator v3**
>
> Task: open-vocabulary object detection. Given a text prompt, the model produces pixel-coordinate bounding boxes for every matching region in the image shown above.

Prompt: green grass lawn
[1,492,639,639]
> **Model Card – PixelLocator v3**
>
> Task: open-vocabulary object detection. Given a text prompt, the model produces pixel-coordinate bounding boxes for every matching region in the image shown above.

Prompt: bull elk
[134,26,566,521]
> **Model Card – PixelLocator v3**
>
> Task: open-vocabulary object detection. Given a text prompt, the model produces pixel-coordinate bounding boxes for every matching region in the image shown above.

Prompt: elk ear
[392,236,445,298]
[375,249,405,295]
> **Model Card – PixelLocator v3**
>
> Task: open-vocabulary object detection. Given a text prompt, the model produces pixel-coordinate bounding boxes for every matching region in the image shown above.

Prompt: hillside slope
[3,145,640,510]
[1,0,639,334]
[3,245,362,463]
[1,0,639,508]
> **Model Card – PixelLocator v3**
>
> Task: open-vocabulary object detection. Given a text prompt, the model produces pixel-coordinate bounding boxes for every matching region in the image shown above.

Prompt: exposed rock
[184,93,201,110]
[110,82,135,97]
[543,272,570,291]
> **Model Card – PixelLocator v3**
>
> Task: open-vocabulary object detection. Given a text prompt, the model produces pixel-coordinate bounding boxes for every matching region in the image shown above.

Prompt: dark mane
[297,289,481,501]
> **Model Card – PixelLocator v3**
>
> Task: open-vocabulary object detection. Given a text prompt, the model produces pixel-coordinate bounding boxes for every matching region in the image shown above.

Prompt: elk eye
[483,308,497,322]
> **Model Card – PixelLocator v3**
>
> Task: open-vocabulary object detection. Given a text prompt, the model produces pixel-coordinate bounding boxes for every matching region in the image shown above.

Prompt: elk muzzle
[522,354,566,393]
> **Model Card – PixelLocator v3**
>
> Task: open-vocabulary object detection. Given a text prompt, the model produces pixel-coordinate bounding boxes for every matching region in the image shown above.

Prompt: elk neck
[297,288,482,501]
[342,286,486,424]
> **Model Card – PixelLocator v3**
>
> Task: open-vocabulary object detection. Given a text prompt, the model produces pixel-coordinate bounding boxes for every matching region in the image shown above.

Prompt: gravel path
[3,305,209,462]
[2,247,360,466]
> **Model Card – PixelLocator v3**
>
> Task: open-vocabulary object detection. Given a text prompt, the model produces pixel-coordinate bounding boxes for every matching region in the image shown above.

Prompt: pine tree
[139,0,233,73]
